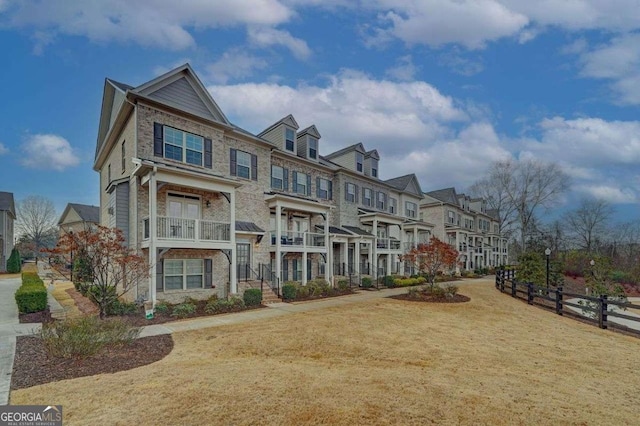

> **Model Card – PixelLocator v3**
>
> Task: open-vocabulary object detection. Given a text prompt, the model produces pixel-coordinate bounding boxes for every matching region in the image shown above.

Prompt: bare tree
[16,195,58,263]
[472,159,570,253]
[563,198,614,254]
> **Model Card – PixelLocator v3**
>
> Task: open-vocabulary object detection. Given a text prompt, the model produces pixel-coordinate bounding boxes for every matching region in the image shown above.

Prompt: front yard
[11,280,640,425]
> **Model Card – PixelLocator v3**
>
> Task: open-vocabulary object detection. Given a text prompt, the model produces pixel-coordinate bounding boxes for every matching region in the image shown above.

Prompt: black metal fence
[496,269,640,335]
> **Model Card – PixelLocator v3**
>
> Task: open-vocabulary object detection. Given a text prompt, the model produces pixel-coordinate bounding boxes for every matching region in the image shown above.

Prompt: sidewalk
[0,276,22,405]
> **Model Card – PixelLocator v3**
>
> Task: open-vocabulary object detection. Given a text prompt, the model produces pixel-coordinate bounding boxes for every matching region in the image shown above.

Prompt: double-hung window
[236,151,251,179]
[371,159,378,178]
[376,192,386,210]
[121,141,126,173]
[164,259,203,290]
[164,126,204,166]
[346,183,356,202]
[363,188,372,207]
[230,149,257,180]
[389,197,397,214]
[292,171,310,195]
[317,178,331,200]
[448,210,455,224]
[356,152,364,172]
[308,137,318,160]
[405,201,417,218]
[285,128,295,152]
[271,165,284,190]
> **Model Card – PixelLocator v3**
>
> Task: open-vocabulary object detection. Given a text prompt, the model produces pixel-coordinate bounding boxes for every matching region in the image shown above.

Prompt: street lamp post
[69,229,74,283]
[544,248,551,291]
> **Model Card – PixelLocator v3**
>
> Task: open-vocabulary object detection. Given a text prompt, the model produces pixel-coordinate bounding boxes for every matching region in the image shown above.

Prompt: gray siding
[297,135,308,159]
[149,78,215,122]
[330,151,357,171]
[261,125,285,149]
[115,182,130,244]
[109,90,125,129]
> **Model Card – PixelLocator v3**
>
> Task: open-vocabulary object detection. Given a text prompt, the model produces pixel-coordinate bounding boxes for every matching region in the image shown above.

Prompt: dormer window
[285,128,295,152]
[371,159,378,178]
[309,137,318,160]
[356,152,364,172]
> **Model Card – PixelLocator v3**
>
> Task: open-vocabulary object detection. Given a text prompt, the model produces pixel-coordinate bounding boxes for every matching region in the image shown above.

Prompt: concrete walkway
[0,276,23,405]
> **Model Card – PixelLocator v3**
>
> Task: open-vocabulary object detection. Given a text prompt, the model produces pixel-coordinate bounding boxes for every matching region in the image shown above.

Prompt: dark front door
[237,243,251,280]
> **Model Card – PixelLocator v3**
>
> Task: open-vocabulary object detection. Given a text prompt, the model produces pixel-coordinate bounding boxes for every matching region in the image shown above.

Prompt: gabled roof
[324,142,366,159]
[486,209,500,220]
[58,203,100,225]
[365,149,379,160]
[0,192,16,219]
[96,78,130,158]
[108,79,133,92]
[298,125,321,139]
[425,187,459,206]
[131,63,230,126]
[258,114,299,137]
[384,174,423,197]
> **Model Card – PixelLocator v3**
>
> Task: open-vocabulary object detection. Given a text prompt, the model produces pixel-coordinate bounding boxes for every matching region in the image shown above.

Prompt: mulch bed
[117,303,266,327]
[65,287,99,315]
[19,308,53,324]
[287,289,356,302]
[390,293,470,303]
[11,334,174,390]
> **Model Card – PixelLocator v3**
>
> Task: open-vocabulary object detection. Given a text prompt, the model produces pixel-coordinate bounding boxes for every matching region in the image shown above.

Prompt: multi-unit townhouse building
[93,64,505,306]
[58,203,100,235]
[0,191,16,272]
[420,188,508,270]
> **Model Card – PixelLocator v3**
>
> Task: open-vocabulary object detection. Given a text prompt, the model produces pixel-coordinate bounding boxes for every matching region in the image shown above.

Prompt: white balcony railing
[269,231,326,248]
[377,238,401,250]
[142,216,231,242]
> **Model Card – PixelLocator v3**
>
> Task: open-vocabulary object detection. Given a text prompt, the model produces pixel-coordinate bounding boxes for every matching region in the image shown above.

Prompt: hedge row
[15,272,48,314]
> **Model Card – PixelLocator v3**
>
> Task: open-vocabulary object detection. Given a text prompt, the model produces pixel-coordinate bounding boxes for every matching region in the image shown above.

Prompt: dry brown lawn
[50,282,85,319]
[12,281,640,425]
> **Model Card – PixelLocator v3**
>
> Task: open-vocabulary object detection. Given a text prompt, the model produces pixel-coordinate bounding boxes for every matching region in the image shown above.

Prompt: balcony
[377,238,401,250]
[270,231,326,249]
[142,216,231,243]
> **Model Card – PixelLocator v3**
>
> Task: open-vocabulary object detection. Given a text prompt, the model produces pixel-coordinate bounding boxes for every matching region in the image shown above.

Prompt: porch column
[302,251,308,285]
[342,241,348,274]
[354,238,360,274]
[324,215,331,285]
[275,204,282,286]
[367,240,373,275]
[149,170,157,306]
[230,191,237,294]
[387,253,391,275]
[372,218,378,278]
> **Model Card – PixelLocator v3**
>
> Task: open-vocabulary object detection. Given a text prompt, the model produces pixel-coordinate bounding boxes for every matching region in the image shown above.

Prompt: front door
[237,243,251,280]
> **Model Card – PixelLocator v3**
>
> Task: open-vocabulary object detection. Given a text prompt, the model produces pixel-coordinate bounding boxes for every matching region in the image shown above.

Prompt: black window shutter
[153,123,164,157]
[251,154,258,181]
[204,138,212,169]
[306,174,311,196]
[293,259,298,281]
[283,168,289,191]
[361,188,365,204]
[355,185,359,203]
[292,171,298,193]
[283,259,289,282]
[328,181,333,200]
[316,177,321,198]
[204,258,213,288]
[156,258,164,292]
[230,148,237,176]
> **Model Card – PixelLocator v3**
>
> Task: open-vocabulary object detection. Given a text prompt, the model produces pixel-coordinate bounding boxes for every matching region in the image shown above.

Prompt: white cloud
[0,142,7,155]
[576,33,640,105]
[206,49,269,84]
[438,51,484,76]
[371,0,529,49]
[2,0,293,50]
[247,26,311,59]
[385,55,418,81]
[575,184,638,204]
[21,134,80,171]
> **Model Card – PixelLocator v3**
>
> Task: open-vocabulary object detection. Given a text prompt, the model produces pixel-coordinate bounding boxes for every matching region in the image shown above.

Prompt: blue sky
[0,0,638,223]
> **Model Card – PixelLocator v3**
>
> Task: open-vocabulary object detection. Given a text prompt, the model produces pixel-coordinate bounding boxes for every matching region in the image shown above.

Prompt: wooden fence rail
[495,269,640,333]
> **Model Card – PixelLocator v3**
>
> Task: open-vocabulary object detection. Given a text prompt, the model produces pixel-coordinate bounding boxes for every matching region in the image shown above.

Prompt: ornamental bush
[282,283,297,301]
[361,277,373,288]
[171,302,196,318]
[243,288,262,306]
[15,272,47,313]
[6,248,21,273]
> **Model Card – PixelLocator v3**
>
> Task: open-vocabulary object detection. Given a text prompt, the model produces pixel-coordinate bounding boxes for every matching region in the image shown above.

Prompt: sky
[0,0,638,224]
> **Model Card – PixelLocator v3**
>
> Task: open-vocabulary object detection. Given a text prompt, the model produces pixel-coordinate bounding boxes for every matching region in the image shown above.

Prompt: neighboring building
[58,203,100,234]
[420,188,508,270]
[93,63,502,305]
[0,191,16,272]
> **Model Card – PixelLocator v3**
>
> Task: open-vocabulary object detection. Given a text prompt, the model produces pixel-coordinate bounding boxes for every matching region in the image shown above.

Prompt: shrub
[307,279,331,296]
[393,277,427,287]
[15,272,47,313]
[337,280,349,291]
[204,297,245,314]
[426,285,446,297]
[296,284,310,298]
[72,254,93,293]
[361,277,373,288]
[406,287,422,299]
[87,284,117,305]
[282,283,297,301]
[171,302,196,318]
[611,270,632,283]
[6,248,21,273]
[40,316,139,359]
[444,285,458,296]
[382,275,395,288]
[154,301,170,314]
[243,288,262,306]
[107,299,139,316]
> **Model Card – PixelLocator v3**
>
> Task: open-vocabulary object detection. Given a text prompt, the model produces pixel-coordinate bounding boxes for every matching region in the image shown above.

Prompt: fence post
[500,273,505,292]
[495,272,500,289]
[555,286,563,316]
[599,295,608,329]
[527,283,534,305]
[511,279,517,298]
